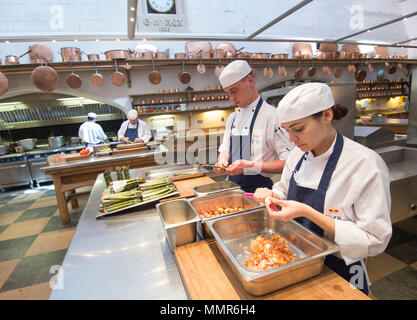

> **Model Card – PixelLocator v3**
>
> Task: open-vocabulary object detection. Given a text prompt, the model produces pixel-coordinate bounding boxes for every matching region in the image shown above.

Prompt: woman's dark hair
[311,104,348,120]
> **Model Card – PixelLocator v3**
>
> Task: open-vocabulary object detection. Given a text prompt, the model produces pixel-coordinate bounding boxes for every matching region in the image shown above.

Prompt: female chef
[254,82,392,295]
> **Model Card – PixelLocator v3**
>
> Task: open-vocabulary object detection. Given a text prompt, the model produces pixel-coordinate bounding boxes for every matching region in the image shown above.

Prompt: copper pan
[29,44,53,63]
[179,59,191,84]
[236,52,251,59]
[214,58,225,78]
[252,53,270,59]
[0,72,9,96]
[355,69,367,82]
[271,54,288,59]
[278,64,287,77]
[263,58,274,79]
[216,42,237,57]
[322,64,331,76]
[31,65,59,92]
[294,60,304,80]
[104,50,132,60]
[111,60,126,86]
[66,62,82,89]
[148,58,161,85]
[334,67,343,78]
[175,53,187,59]
[308,61,316,77]
[141,51,154,59]
[88,54,100,61]
[60,47,82,62]
[319,42,338,52]
[196,52,207,74]
[211,49,225,58]
[90,61,104,87]
[348,62,356,73]
[5,49,31,65]
[155,51,168,59]
[318,51,336,59]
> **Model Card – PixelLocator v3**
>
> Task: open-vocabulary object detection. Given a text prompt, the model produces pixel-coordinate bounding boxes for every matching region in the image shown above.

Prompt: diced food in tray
[198,206,245,219]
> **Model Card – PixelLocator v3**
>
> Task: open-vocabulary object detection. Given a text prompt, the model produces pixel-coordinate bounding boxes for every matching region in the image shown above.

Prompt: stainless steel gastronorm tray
[188,189,264,238]
[143,164,208,180]
[206,209,339,296]
[192,180,241,197]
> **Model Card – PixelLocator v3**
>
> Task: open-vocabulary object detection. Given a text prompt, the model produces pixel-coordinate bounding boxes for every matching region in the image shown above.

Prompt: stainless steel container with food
[48,136,64,148]
[144,164,207,180]
[92,143,110,153]
[188,189,264,239]
[70,137,82,145]
[18,138,37,151]
[0,144,9,155]
[206,209,339,296]
[192,180,241,197]
[156,199,200,252]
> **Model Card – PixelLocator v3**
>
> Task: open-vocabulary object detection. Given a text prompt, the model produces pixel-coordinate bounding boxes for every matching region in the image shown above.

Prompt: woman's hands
[265,197,313,222]
[226,159,254,176]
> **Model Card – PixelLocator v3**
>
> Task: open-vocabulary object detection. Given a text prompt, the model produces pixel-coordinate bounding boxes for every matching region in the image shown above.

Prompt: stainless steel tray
[192,180,241,197]
[156,199,200,252]
[206,209,339,296]
[188,189,264,238]
[143,164,208,181]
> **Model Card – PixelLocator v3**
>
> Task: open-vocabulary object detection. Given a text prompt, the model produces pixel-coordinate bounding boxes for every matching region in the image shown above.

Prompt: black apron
[287,131,369,295]
[228,98,273,193]
[124,121,139,141]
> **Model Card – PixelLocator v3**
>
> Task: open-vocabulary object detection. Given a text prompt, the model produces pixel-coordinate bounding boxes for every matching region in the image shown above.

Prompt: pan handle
[18,49,31,58]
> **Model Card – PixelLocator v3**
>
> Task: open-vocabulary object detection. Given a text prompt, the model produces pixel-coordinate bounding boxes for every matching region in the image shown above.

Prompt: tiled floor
[0,184,416,300]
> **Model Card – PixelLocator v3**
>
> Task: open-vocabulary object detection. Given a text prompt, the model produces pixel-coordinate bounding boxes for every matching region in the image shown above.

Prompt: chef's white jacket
[78,121,107,145]
[272,134,392,265]
[218,96,294,177]
[117,119,152,143]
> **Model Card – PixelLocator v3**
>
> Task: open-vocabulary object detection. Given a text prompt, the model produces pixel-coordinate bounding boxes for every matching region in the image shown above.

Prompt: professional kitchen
[0,0,416,303]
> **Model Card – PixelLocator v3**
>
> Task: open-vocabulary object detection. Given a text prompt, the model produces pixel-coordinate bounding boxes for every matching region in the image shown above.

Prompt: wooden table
[42,149,163,225]
[174,240,371,300]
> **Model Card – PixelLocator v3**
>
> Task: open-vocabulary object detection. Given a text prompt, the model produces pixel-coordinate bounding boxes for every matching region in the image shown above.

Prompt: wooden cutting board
[64,154,91,161]
[159,176,215,202]
[174,240,371,300]
[115,142,146,149]
[112,146,149,154]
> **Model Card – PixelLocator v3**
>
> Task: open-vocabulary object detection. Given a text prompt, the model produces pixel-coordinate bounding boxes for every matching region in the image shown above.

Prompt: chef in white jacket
[118,109,152,144]
[78,112,107,149]
[255,83,392,295]
[214,60,293,193]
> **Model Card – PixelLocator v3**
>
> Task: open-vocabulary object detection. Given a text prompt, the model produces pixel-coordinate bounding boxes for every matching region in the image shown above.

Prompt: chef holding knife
[213,60,293,193]
[254,83,392,295]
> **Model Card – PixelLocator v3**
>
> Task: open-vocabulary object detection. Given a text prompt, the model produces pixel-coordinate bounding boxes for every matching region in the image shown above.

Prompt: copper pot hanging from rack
[31,65,60,92]
[66,61,82,89]
[263,58,274,79]
[90,60,104,87]
[111,60,126,86]
[308,60,316,77]
[148,58,162,85]
[179,59,191,84]
[0,72,9,96]
[294,59,304,80]
[214,58,225,78]
[334,67,343,78]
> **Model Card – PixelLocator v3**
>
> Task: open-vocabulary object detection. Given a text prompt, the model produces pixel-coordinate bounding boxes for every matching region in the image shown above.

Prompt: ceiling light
[116,38,120,42]
[96,39,99,42]
[403,18,408,21]
[5,41,9,44]
[74,39,78,42]
[131,7,135,11]
[130,17,134,22]
[52,39,56,42]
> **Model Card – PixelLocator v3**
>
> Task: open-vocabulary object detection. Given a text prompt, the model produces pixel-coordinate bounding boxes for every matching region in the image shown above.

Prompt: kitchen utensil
[367,62,374,72]
[141,51,154,59]
[294,59,304,80]
[214,58,225,78]
[104,50,132,60]
[179,59,191,84]
[278,63,287,77]
[48,136,64,148]
[355,69,367,82]
[66,62,82,89]
[377,68,385,81]
[90,60,104,87]
[155,51,168,59]
[319,42,338,52]
[192,180,240,197]
[29,44,53,63]
[5,49,31,65]
[0,72,8,96]
[263,58,273,79]
[87,54,100,61]
[308,60,316,77]
[388,64,397,74]
[196,56,206,74]
[215,42,236,56]
[60,47,82,62]
[334,67,343,78]
[322,63,331,76]
[185,41,212,58]
[293,43,313,58]
[92,143,110,153]
[148,58,162,85]
[348,60,356,73]
[31,65,60,92]
[70,137,82,145]
[111,60,126,86]
[175,53,186,59]
[271,54,288,59]
[18,138,37,151]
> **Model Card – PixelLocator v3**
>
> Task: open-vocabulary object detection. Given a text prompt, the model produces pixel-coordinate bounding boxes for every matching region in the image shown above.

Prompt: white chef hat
[218,60,252,88]
[277,82,335,125]
[127,109,138,120]
[88,112,97,118]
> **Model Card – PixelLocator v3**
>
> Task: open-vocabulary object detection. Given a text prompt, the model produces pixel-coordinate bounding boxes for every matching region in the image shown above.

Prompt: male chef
[213,60,293,193]
[118,109,152,144]
[78,112,107,149]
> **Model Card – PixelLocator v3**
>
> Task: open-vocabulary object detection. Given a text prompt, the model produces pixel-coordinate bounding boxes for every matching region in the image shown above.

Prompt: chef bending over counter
[118,109,152,144]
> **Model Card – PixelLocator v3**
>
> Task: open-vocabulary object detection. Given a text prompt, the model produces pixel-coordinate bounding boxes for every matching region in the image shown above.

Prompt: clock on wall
[147,0,176,14]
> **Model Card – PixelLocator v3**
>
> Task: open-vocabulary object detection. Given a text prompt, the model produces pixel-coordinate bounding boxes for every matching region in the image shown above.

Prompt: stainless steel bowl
[92,143,110,153]
[18,138,37,151]
[156,199,200,251]
[206,209,339,296]
[48,136,65,148]
[192,180,241,197]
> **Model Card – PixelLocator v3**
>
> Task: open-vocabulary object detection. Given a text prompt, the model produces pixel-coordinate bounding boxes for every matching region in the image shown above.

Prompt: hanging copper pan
[334,67,343,78]
[0,72,9,96]
[90,61,104,87]
[111,60,126,86]
[322,64,331,76]
[148,58,161,85]
[31,65,59,92]
[29,44,53,63]
[66,62,82,89]
[294,59,304,80]
[348,60,356,73]
[355,69,367,82]
[278,63,287,77]
[179,59,191,84]
[308,60,316,77]
[388,64,397,74]
[196,50,206,74]
[263,58,274,79]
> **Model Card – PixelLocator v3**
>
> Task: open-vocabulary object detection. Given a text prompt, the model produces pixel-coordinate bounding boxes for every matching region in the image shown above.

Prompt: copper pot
[236,52,251,59]
[5,55,19,65]
[215,42,236,57]
[66,62,82,89]
[141,51,154,59]
[155,51,168,59]
[29,44,53,63]
[318,51,336,59]
[90,61,104,87]
[31,65,60,92]
[271,54,288,59]
[60,47,82,62]
[175,53,187,59]
[251,53,270,59]
[111,60,126,86]
[179,60,191,84]
[88,54,100,61]
[211,49,225,58]
[104,50,132,60]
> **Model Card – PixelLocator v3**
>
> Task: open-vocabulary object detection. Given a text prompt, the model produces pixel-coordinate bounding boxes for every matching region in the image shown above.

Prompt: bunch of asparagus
[110,176,145,193]
[99,188,142,213]
[140,176,176,201]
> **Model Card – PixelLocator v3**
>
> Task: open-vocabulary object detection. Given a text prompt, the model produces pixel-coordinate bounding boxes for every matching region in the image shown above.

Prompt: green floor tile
[0,200,36,215]
[0,224,9,235]
[41,211,81,233]
[371,267,417,300]
[0,235,37,262]
[15,205,58,222]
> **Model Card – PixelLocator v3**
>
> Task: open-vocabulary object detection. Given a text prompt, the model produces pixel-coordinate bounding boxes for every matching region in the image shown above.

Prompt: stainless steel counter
[356,119,408,126]
[49,164,188,300]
